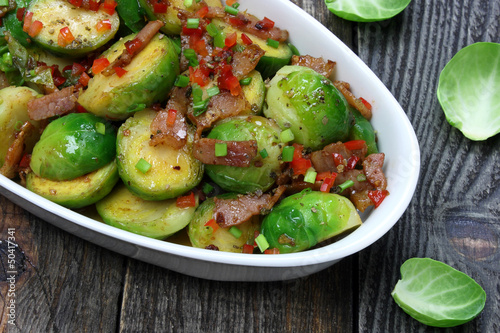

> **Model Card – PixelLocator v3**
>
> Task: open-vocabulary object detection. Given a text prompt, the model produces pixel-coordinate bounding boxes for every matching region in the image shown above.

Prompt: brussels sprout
[0,86,40,167]
[96,183,198,240]
[242,70,266,114]
[325,0,412,22]
[117,109,203,200]
[27,160,119,209]
[260,189,362,253]
[77,33,179,120]
[205,115,283,194]
[28,0,120,57]
[138,0,223,35]
[30,113,117,181]
[264,65,351,150]
[188,195,260,253]
[348,106,378,155]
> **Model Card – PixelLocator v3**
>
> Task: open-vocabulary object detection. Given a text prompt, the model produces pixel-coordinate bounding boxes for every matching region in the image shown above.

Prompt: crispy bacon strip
[214,185,286,228]
[363,153,387,190]
[231,43,265,79]
[102,20,164,76]
[150,110,188,149]
[291,55,336,78]
[334,80,372,120]
[193,138,257,167]
[310,142,352,174]
[0,121,36,179]
[27,86,78,121]
[188,91,252,135]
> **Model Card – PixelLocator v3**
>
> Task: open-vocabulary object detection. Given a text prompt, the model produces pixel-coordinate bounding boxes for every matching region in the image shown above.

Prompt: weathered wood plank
[0,196,125,332]
[356,0,500,331]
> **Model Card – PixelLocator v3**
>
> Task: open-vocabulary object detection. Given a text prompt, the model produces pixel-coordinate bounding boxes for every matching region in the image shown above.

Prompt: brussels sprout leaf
[325,0,411,22]
[392,258,486,327]
[437,42,500,141]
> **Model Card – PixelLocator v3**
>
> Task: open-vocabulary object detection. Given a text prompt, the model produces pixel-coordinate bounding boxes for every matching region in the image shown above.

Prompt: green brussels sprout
[0,86,40,167]
[30,113,116,181]
[264,65,351,150]
[242,70,266,115]
[348,106,379,155]
[188,195,260,253]
[117,109,204,200]
[77,33,179,120]
[205,115,283,194]
[96,183,198,240]
[260,189,362,253]
[27,0,120,57]
[27,160,119,209]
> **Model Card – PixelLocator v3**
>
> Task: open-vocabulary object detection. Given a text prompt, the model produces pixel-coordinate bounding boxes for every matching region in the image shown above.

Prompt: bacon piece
[334,169,372,194]
[230,43,265,79]
[222,11,288,42]
[149,110,188,149]
[27,86,79,121]
[291,55,336,78]
[333,80,372,120]
[0,121,36,179]
[350,190,373,213]
[363,153,387,190]
[193,138,257,167]
[310,142,352,174]
[214,185,286,228]
[188,90,251,134]
[101,20,164,76]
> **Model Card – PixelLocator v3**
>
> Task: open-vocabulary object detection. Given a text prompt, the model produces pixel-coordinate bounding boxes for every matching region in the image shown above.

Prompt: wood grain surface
[1,0,499,332]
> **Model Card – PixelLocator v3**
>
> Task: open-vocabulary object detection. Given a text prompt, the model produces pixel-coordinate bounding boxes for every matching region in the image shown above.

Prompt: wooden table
[1,0,499,331]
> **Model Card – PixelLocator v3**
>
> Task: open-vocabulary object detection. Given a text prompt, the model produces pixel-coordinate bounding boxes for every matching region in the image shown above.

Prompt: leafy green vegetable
[325,0,411,22]
[437,42,500,141]
[392,258,486,327]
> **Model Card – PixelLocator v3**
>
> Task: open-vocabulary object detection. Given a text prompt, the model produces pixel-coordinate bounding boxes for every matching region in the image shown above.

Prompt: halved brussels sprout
[30,113,116,181]
[96,183,198,240]
[205,115,283,194]
[138,0,223,35]
[27,160,119,209]
[188,195,260,253]
[264,65,351,150]
[0,86,40,167]
[260,190,362,253]
[78,33,179,120]
[242,70,266,114]
[117,109,203,200]
[28,0,120,57]
[348,106,378,155]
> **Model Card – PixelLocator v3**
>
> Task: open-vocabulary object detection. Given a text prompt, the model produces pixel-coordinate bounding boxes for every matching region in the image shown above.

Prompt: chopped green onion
[266,38,280,49]
[224,5,239,15]
[239,77,252,85]
[232,2,240,8]
[304,168,317,184]
[214,32,226,48]
[356,173,367,182]
[183,0,193,7]
[214,142,228,157]
[338,179,354,192]
[288,43,300,56]
[207,86,220,97]
[174,75,190,87]
[186,18,200,29]
[95,122,106,135]
[206,23,220,37]
[229,226,242,239]
[281,146,295,162]
[280,128,295,143]
[255,234,270,252]
[259,148,268,158]
[202,183,214,195]
[232,44,245,53]
[183,48,199,67]
[135,158,151,174]
[192,99,209,116]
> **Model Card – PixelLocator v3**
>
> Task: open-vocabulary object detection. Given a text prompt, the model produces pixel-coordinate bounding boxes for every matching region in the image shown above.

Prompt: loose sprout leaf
[437,42,500,141]
[325,0,411,22]
[392,258,486,328]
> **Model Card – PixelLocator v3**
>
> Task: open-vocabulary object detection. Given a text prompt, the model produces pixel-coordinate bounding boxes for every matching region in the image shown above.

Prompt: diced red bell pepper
[53,75,66,87]
[359,97,372,111]
[255,17,274,30]
[125,38,143,54]
[58,27,75,47]
[242,244,254,254]
[166,109,177,126]
[92,57,110,75]
[346,155,360,170]
[228,16,246,27]
[332,153,344,167]
[76,104,88,113]
[72,62,86,76]
[196,5,209,18]
[19,153,31,168]
[89,0,100,11]
[344,140,366,151]
[241,33,253,45]
[100,0,117,15]
[189,66,211,87]
[114,66,127,77]
[204,218,219,233]
[96,19,112,32]
[153,0,168,13]
[28,20,43,37]
[226,0,237,6]
[16,7,25,21]
[176,191,196,208]
[320,176,336,193]
[68,0,83,7]
[225,32,237,48]
[22,11,33,33]
[264,248,280,254]
[78,72,90,86]
[368,190,389,208]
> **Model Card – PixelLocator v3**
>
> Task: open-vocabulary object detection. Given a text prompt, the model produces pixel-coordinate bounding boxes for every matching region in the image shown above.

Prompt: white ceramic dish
[0,0,420,281]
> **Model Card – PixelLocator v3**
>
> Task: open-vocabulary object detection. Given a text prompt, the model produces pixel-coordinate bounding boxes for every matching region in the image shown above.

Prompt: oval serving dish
[0,0,420,281]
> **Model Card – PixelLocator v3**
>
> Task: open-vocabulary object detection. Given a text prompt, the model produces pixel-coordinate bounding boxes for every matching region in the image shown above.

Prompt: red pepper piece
[92,57,110,75]
[368,190,389,208]
[166,109,177,126]
[241,33,253,45]
[204,218,219,233]
[176,192,196,208]
[346,155,360,170]
[344,140,366,151]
